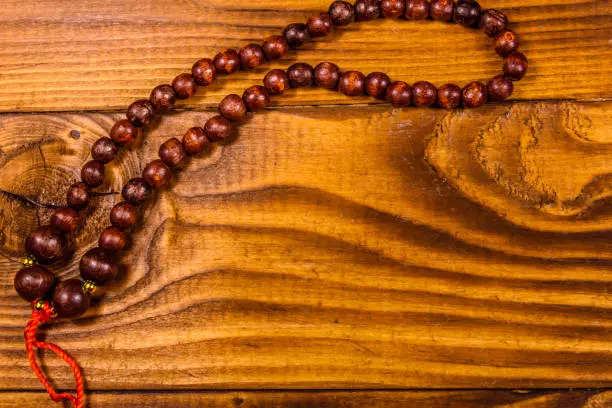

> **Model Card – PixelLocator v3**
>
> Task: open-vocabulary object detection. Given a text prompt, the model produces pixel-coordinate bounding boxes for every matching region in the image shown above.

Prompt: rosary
[13,1,527,406]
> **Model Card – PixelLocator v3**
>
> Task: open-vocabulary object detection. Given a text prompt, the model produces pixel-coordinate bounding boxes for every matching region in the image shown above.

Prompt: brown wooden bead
[380,0,405,18]
[143,159,172,188]
[462,81,488,108]
[329,1,355,26]
[14,265,55,301]
[355,0,380,21]
[91,137,118,164]
[338,71,366,97]
[385,81,412,106]
[159,137,187,167]
[204,115,232,141]
[263,69,289,95]
[67,182,90,210]
[503,51,528,81]
[239,43,266,69]
[480,9,507,37]
[80,247,119,283]
[172,73,197,100]
[404,0,429,20]
[487,75,514,101]
[192,58,216,86]
[99,227,129,252]
[150,84,176,112]
[51,207,80,233]
[307,13,333,37]
[127,99,155,127]
[182,127,209,155]
[243,85,270,111]
[121,178,152,204]
[412,81,437,107]
[287,63,314,88]
[494,29,519,57]
[314,62,341,89]
[81,160,105,188]
[219,94,247,120]
[214,49,241,74]
[430,0,454,21]
[110,201,138,230]
[110,119,140,145]
[52,279,90,318]
[282,23,310,48]
[437,83,462,109]
[25,226,69,264]
[365,72,391,100]
[454,0,481,28]
[262,35,289,60]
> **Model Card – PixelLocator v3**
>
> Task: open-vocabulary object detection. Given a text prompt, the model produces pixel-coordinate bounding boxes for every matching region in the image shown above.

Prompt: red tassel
[24,301,85,408]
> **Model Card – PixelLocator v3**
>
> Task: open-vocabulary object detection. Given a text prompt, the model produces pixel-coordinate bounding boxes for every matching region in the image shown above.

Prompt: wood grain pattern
[0,0,610,112]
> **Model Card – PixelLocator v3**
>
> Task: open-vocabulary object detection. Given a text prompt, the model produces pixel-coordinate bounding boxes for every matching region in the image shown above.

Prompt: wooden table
[0,0,611,406]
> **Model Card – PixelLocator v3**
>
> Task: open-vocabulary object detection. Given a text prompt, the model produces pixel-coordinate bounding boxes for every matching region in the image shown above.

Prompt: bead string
[14,1,528,406]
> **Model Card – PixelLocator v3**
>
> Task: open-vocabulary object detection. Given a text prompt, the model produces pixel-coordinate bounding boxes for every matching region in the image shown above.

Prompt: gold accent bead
[22,254,36,267]
[82,280,98,295]
[33,299,46,310]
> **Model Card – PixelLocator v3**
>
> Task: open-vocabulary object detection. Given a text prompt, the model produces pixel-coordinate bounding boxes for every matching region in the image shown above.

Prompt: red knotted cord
[24,301,85,408]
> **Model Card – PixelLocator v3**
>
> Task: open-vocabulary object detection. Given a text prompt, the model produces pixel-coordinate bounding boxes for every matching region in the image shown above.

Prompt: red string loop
[24,301,85,408]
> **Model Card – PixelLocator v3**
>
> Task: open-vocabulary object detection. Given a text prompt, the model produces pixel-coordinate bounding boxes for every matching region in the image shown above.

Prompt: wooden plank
[1,390,611,408]
[0,101,610,391]
[0,0,610,112]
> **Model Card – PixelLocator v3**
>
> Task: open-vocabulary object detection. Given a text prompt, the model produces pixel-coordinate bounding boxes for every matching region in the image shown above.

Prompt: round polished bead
[462,81,488,108]
[91,137,118,164]
[214,49,241,74]
[121,178,152,204]
[413,81,437,107]
[52,279,90,318]
[355,0,380,21]
[14,265,55,302]
[329,1,355,26]
[81,160,105,188]
[287,63,314,88]
[437,83,462,109]
[404,0,429,20]
[99,227,129,252]
[380,0,405,18]
[365,72,391,100]
[192,58,217,86]
[143,159,171,188]
[239,43,266,69]
[385,81,412,106]
[480,9,507,37]
[262,35,289,60]
[110,201,138,230]
[494,29,519,57]
[25,226,69,264]
[263,69,290,95]
[182,127,209,155]
[159,138,187,167]
[454,0,481,28]
[338,71,366,97]
[243,85,270,111]
[67,182,90,210]
[150,84,176,112]
[503,51,528,81]
[110,119,140,146]
[127,99,155,127]
[307,13,333,37]
[218,94,247,121]
[204,115,232,141]
[172,73,197,100]
[487,75,514,101]
[50,207,80,233]
[282,23,310,48]
[314,62,341,89]
[430,0,454,21]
